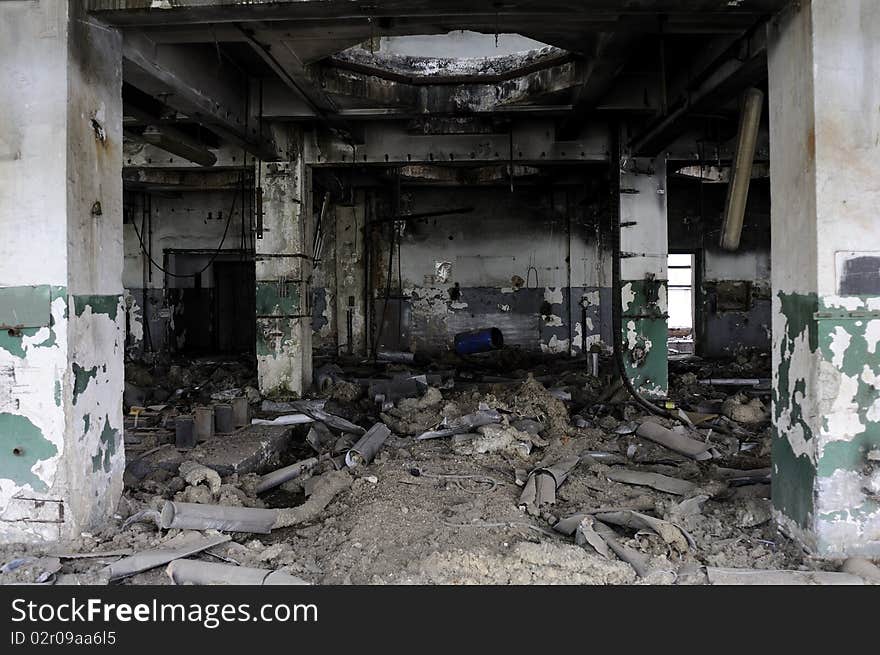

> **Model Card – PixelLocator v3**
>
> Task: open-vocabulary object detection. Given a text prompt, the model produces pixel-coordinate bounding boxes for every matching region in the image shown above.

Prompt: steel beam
[123,31,279,159]
[629,28,768,156]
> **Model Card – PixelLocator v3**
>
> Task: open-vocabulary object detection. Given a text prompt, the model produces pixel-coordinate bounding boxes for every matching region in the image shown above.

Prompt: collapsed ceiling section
[93,0,785,166]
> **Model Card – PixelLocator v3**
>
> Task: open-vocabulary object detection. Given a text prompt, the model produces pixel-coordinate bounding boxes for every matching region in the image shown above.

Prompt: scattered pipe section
[345,423,391,467]
[720,87,764,251]
[255,457,320,494]
[166,560,309,586]
[159,501,278,534]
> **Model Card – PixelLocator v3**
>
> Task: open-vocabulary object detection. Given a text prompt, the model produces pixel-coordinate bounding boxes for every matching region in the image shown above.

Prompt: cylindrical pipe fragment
[255,457,319,494]
[636,421,713,460]
[159,501,278,534]
[175,415,195,449]
[454,327,504,355]
[166,559,309,586]
[345,423,391,467]
[720,87,764,252]
[231,397,249,427]
[214,403,235,433]
[193,406,214,442]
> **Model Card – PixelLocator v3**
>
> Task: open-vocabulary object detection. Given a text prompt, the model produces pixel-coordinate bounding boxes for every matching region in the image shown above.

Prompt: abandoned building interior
[1,0,879,586]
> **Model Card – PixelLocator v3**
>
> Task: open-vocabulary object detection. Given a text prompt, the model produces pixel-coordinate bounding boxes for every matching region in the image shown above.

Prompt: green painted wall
[621,279,668,397]
[0,413,58,492]
[772,291,818,530]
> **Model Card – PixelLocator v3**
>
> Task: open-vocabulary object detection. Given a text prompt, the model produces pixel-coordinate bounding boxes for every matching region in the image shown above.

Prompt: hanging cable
[131,184,240,279]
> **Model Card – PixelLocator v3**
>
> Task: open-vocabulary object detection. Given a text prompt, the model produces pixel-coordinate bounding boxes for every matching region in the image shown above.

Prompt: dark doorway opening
[214,260,256,353]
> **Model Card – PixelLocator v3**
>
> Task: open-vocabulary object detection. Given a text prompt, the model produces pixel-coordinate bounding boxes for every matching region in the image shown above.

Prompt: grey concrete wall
[122,189,252,355]
[368,185,611,355]
[667,175,772,357]
[0,1,125,542]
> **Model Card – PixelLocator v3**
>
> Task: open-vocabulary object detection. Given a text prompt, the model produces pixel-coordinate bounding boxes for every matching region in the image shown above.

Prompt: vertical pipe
[720,87,764,251]
[565,189,572,357]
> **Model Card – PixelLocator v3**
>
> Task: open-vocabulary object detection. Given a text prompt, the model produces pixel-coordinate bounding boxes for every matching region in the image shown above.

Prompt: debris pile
[3,349,877,586]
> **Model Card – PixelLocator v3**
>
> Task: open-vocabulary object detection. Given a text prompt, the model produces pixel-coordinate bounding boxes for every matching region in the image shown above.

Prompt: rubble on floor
[3,348,878,586]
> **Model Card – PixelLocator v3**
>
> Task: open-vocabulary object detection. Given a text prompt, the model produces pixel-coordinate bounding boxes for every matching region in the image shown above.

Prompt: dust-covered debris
[1,350,840,586]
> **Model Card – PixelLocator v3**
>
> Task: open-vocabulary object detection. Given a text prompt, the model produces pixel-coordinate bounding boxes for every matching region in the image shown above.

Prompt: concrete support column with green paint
[769,0,880,556]
[255,126,313,397]
[619,156,668,398]
[0,2,125,542]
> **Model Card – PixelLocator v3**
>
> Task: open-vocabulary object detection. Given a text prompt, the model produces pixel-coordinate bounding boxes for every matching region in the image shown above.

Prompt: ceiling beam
[88,1,788,29]
[555,32,638,140]
[123,31,279,160]
[123,101,218,166]
[238,26,364,143]
[629,27,768,156]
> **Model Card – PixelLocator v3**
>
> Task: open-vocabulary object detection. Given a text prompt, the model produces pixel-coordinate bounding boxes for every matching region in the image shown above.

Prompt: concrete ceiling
[100,0,787,162]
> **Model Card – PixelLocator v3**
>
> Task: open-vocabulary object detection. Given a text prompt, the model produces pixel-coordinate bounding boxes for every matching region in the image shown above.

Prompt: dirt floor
[1,348,870,586]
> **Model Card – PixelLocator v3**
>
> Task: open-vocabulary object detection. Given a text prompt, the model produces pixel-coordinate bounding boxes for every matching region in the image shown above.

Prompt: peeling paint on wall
[774,291,880,555]
[0,288,68,540]
[620,279,668,398]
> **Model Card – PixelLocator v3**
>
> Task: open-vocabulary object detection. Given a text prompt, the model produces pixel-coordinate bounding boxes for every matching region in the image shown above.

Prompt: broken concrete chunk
[452,424,532,458]
[178,461,221,496]
[345,423,391,467]
[636,421,713,461]
[105,533,231,581]
[194,425,294,476]
[166,559,309,586]
[398,386,444,412]
[605,468,697,496]
[721,393,768,424]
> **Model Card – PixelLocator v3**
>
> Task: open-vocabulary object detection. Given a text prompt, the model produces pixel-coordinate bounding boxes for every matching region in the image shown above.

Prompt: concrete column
[0,1,124,542]
[619,156,668,398]
[256,127,313,396]
[335,198,367,356]
[769,0,880,556]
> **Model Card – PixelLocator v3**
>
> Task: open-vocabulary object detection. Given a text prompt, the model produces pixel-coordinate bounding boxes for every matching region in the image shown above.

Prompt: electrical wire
[130,186,240,279]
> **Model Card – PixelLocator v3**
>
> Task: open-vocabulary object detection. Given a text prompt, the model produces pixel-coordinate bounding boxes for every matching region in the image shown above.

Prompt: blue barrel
[454,327,504,355]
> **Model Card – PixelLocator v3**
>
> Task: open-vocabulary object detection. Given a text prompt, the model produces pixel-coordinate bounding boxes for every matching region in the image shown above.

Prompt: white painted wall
[620,157,668,281]
[393,187,604,289]
[0,0,69,287]
[811,1,880,297]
